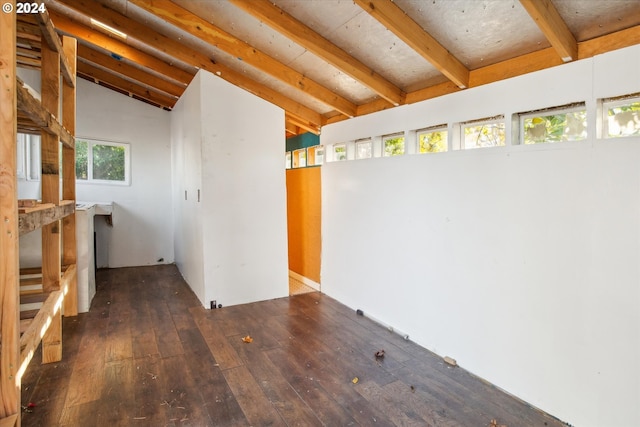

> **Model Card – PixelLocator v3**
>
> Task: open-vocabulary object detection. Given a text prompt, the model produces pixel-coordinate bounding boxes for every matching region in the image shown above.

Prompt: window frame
[519,103,587,145]
[460,116,506,150]
[355,138,373,160]
[417,125,448,154]
[382,133,405,157]
[76,138,131,186]
[333,143,347,161]
[601,94,640,139]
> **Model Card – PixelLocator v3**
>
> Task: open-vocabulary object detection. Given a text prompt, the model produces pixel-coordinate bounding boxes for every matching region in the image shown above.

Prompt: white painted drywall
[171,70,289,308]
[17,73,174,269]
[320,45,640,427]
[75,79,174,268]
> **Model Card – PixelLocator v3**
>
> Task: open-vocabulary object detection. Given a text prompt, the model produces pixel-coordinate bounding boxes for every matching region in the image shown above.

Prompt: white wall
[320,45,640,427]
[171,70,289,308]
[18,76,175,268]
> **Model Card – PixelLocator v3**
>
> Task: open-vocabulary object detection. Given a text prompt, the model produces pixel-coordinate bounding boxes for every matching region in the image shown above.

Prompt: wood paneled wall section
[286,167,321,283]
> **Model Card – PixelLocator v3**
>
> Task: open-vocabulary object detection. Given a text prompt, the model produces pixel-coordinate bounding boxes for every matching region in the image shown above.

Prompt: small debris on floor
[410,385,415,393]
[444,356,457,367]
[356,309,363,316]
[242,335,253,343]
[374,349,385,358]
[490,419,507,427]
[352,377,359,384]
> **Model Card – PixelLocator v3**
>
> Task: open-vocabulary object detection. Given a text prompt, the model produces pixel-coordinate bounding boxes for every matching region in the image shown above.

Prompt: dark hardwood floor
[21,265,565,426]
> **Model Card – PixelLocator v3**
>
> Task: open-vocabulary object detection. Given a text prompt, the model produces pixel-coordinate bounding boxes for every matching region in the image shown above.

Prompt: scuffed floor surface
[21,264,566,426]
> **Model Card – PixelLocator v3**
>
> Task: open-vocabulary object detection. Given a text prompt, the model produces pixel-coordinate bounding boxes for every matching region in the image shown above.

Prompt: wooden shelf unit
[1,3,78,426]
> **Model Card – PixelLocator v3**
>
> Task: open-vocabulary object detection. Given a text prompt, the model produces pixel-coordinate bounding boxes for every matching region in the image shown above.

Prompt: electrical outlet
[210,300,217,309]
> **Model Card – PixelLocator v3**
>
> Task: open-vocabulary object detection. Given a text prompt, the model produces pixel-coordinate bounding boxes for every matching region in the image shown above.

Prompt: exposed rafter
[49,10,195,85]
[127,0,357,118]
[353,0,470,89]
[49,0,322,127]
[519,0,578,62]
[228,0,405,106]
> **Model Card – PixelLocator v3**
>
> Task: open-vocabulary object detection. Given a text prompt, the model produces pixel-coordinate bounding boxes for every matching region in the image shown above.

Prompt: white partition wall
[320,45,640,427]
[171,70,289,308]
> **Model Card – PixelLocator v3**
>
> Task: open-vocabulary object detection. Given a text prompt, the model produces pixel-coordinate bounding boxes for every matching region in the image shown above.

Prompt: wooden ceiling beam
[48,10,195,85]
[128,0,357,118]
[354,0,469,89]
[77,60,177,109]
[285,113,320,135]
[519,0,578,62]
[228,0,404,106]
[55,0,324,129]
[331,24,640,124]
[30,10,75,87]
[77,44,185,98]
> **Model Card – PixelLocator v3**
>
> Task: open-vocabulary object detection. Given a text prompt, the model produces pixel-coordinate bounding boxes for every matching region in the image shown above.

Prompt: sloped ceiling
[27,0,640,135]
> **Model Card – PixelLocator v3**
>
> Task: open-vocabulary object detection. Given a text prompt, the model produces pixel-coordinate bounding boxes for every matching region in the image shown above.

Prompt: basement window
[602,94,640,138]
[461,116,505,149]
[356,138,372,159]
[520,103,587,144]
[76,138,130,185]
[333,143,347,161]
[383,133,405,157]
[418,126,448,153]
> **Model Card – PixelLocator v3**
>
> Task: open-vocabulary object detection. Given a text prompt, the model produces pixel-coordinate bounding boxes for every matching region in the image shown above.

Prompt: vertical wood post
[62,36,78,316]
[40,42,63,363]
[0,0,20,423]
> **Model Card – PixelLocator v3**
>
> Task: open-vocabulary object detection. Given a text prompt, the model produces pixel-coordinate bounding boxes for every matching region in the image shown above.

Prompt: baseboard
[288,270,321,291]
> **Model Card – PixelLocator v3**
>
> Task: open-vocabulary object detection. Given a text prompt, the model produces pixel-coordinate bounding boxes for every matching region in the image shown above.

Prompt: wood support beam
[17,79,75,149]
[78,60,178,109]
[40,41,63,363]
[285,114,320,135]
[19,265,74,372]
[519,0,578,62]
[128,0,357,118]
[19,201,75,236]
[62,35,78,317]
[49,11,195,86]
[0,0,20,421]
[229,0,404,106]
[33,8,75,86]
[54,0,324,127]
[78,45,184,98]
[354,0,469,89]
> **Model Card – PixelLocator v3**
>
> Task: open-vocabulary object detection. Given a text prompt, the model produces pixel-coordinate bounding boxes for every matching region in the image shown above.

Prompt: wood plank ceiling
[33,0,640,136]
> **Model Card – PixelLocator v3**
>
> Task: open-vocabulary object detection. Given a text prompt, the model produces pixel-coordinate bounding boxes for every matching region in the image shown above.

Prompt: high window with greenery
[520,104,587,144]
[383,134,405,156]
[76,138,130,185]
[462,116,506,149]
[356,139,372,159]
[603,95,640,138]
[418,127,448,153]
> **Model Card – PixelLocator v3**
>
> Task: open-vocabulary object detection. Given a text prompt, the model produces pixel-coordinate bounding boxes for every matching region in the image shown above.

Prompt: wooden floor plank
[20,265,568,427]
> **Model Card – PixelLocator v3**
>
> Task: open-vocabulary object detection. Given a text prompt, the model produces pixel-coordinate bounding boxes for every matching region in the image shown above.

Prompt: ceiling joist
[127,0,357,118]
[519,0,578,62]
[353,0,470,89]
[228,0,405,106]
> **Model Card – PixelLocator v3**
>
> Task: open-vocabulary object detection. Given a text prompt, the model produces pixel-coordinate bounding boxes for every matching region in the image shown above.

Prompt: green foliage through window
[384,136,405,156]
[606,101,640,138]
[75,139,128,184]
[419,130,447,153]
[463,122,505,149]
[523,110,587,144]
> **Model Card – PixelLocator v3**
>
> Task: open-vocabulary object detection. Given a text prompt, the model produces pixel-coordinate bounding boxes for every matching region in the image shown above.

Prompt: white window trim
[77,138,131,186]
[518,103,586,145]
[355,138,372,160]
[333,143,347,162]
[382,133,405,157]
[416,125,448,154]
[459,115,506,150]
[601,94,640,139]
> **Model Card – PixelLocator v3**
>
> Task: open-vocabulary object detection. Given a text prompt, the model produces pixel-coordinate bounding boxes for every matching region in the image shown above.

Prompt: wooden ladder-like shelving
[1,2,78,426]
